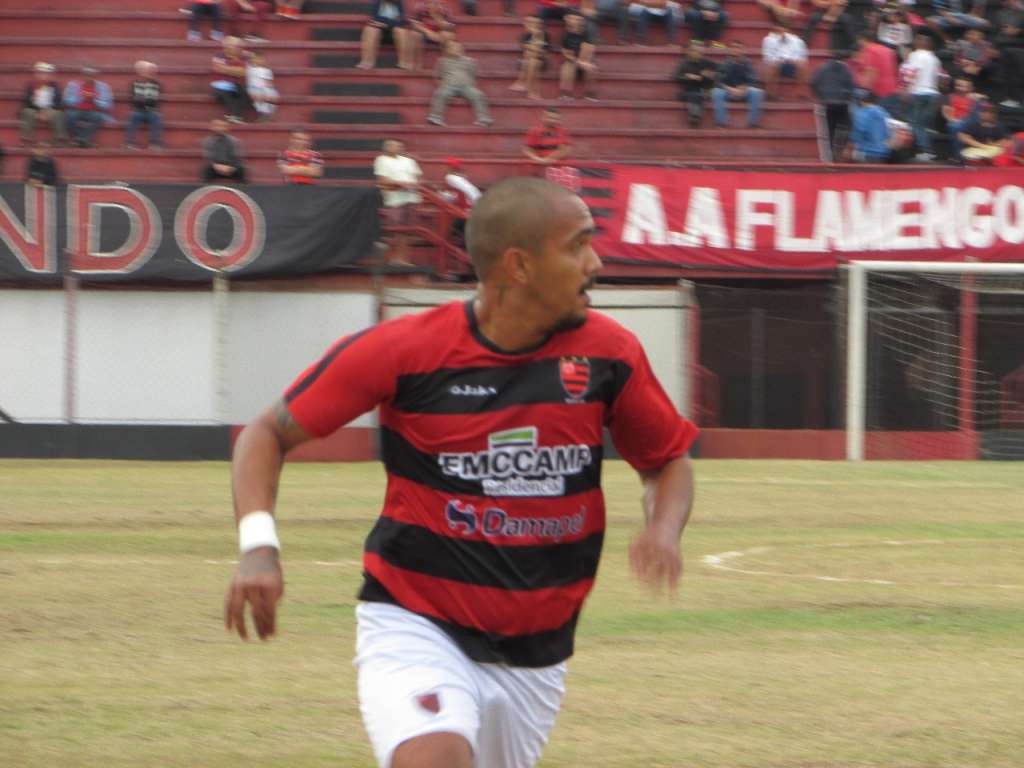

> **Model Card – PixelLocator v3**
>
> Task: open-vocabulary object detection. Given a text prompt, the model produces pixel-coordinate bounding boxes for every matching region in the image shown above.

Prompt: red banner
[588,165,1024,271]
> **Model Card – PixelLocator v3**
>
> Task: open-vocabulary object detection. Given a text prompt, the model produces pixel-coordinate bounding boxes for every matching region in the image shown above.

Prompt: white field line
[702,540,1023,590]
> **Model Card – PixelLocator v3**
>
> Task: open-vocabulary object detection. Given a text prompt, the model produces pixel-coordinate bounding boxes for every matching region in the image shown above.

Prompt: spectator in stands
[20,62,68,147]
[902,33,942,161]
[877,7,913,60]
[441,156,481,212]
[277,0,306,17]
[212,36,252,122]
[851,30,899,108]
[64,66,115,148]
[374,138,423,265]
[188,0,224,41]
[408,0,456,70]
[629,0,683,44]
[278,130,324,182]
[358,0,412,69]
[560,12,599,100]
[25,143,59,187]
[427,41,494,126]
[758,0,802,26]
[125,61,163,150]
[994,0,1024,107]
[761,22,809,100]
[686,0,728,46]
[674,39,717,126]
[943,75,985,160]
[952,28,995,84]
[959,102,1012,161]
[247,52,279,120]
[510,14,551,99]
[824,0,862,54]
[711,40,765,127]
[849,90,892,161]
[811,48,855,161]
[538,0,582,23]
[802,0,847,46]
[927,0,990,41]
[202,118,247,181]
[589,0,629,44]
[221,0,273,42]
[523,107,572,166]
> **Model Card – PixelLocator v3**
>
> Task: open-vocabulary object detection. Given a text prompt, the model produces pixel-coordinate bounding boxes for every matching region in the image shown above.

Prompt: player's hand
[629,524,682,596]
[224,547,284,641]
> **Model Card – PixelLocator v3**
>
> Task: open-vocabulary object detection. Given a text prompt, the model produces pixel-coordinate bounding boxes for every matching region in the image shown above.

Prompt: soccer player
[224,176,698,768]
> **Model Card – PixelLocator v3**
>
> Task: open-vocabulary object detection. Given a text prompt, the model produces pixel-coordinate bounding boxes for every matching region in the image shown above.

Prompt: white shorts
[354,602,567,768]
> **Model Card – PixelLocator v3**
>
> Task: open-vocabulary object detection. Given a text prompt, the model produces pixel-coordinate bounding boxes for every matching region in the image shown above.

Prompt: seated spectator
[811,48,855,160]
[992,130,1024,165]
[523,107,572,167]
[373,138,423,265]
[221,0,273,42]
[927,0,989,41]
[712,41,765,127]
[559,12,599,100]
[188,0,224,42]
[211,36,251,122]
[125,60,163,150]
[408,0,456,70]
[877,7,913,59]
[246,52,279,120]
[277,0,306,17]
[959,102,1011,161]
[63,66,115,148]
[537,0,582,22]
[849,91,892,160]
[802,0,847,46]
[510,14,551,99]
[592,0,630,43]
[761,22,809,100]
[686,0,728,46]
[427,41,494,126]
[674,39,716,126]
[629,0,683,45]
[25,142,59,187]
[994,0,1024,107]
[277,131,324,183]
[902,33,942,161]
[851,30,899,107]
[943,76,984,160]
[20,62,68,147]
[358,0,412,69]
[952,28,994,82]
[758,0,802,25]
[202,118,247,182]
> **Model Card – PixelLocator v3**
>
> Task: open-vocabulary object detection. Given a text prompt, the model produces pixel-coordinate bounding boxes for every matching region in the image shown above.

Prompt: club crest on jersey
[415,692,442,714]
[559,356,590,402]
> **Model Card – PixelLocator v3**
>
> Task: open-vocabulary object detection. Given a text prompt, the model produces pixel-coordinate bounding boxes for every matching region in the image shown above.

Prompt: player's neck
[472,295,551,354]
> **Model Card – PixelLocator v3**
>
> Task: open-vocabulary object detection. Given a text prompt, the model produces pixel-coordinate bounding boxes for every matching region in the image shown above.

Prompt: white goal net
[844,261,1024,461]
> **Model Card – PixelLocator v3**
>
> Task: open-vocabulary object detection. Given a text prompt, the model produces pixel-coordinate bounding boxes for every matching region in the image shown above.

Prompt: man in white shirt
[761,22,809,100]
[901,33,942,161]
[373,138,423,265]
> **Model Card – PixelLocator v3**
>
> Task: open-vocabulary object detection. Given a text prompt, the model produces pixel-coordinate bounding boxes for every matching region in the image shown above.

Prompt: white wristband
[238,511,281,554]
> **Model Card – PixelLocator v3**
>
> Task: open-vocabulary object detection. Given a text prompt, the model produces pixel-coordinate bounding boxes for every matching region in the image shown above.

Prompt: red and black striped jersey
[284,300,698,667]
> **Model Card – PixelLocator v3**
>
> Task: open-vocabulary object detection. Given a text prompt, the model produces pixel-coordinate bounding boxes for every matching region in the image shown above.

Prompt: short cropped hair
[466,177,577,281]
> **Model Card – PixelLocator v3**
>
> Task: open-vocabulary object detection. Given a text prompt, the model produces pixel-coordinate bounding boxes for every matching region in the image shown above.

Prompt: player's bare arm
[224,400,312,641]
[629,455,695,595]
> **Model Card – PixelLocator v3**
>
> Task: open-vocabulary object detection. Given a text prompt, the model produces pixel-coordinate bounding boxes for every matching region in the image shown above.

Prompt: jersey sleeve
[283,326,398,438]
[606,340,698,471]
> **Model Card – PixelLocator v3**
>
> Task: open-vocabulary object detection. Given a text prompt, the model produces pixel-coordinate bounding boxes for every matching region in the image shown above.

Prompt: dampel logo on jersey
[445,499,586,541]
[438,427,592,497]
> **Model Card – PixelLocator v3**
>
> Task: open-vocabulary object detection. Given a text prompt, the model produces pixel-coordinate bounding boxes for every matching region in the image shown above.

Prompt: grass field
[1,459,1022,768]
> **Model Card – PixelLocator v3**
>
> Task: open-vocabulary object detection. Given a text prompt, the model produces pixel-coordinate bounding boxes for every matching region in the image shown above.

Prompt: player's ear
[500,246,533,285]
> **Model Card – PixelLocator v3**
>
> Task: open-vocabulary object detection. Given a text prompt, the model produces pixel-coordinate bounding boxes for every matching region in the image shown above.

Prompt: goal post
[844,261,1024,461]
